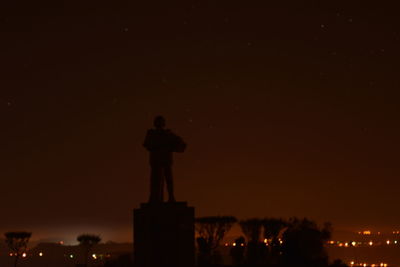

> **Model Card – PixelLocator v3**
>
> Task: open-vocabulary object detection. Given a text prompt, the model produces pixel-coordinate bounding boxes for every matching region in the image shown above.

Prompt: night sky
[1,1,400,243]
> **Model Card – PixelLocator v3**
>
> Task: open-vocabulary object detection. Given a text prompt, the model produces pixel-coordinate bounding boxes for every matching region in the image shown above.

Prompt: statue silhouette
[143,116,186,203]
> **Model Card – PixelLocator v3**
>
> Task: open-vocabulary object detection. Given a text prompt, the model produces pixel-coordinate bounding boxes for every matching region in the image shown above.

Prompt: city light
[22,253,27,258]
[39,252,43,257]
[349,262,389,267]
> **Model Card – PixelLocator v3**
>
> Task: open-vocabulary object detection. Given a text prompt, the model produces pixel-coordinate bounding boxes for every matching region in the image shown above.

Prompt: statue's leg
[149,164,163,203]
[159,168,164,202]
[164,165,175,202]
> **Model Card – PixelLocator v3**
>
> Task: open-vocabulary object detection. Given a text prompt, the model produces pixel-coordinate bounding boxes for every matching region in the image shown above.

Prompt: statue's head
[154,116,166,129]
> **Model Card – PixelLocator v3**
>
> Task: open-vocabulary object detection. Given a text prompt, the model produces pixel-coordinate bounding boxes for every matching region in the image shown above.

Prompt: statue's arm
[143,130,153,150]
[169,131,187,153]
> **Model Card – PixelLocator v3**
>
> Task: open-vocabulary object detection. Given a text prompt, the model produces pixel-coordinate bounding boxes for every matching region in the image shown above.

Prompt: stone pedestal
[134,202,195,267]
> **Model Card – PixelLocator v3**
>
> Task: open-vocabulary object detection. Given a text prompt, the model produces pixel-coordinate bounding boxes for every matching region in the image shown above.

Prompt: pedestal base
[134,202,195,267]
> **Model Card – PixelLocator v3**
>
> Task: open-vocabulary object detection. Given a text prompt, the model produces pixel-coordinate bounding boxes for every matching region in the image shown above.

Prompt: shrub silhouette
[281,218,331,267]
[229,236,246,266]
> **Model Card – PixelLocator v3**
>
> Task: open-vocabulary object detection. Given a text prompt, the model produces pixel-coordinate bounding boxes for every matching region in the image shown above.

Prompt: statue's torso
[144,129,173,165]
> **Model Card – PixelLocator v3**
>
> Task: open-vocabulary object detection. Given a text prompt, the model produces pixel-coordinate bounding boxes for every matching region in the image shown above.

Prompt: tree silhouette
[239,218,265,266]
[4,231,32,267]
[262,218,287,266]
[77,234,101,267]
[195,216,237,266]
[239,219,263,244]
[281,218,332,267]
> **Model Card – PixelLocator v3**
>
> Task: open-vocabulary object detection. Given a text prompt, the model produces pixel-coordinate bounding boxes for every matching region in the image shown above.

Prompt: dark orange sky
[1,1,400,242]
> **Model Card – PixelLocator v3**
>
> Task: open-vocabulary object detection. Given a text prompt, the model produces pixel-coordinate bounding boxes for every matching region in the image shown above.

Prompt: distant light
[363,230,371,235]
[69,254,74,259]
[263,238,268,244]
[369,241,373,246]
[351,241,356,246]
[363,263,367,267]
[39,252,43,257]
[344,242,349,247]
[386,240,390,245]
[224,243,228,246]
[350,261,354,266]
[59,241,64,245]
[240,243,244,247]
[232,243,236,247]
[9,253,13,257]
[92,254,97,260]
[395,240,398,244]
[22,253,27,258]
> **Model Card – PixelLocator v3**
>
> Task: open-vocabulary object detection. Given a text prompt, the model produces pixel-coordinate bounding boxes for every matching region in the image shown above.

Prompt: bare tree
[77,234,101,267]
[195,216,237,266]
[239,219,263,244]
[262,218,287,265]
[4,231,32,267]
[239,218,264,265]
